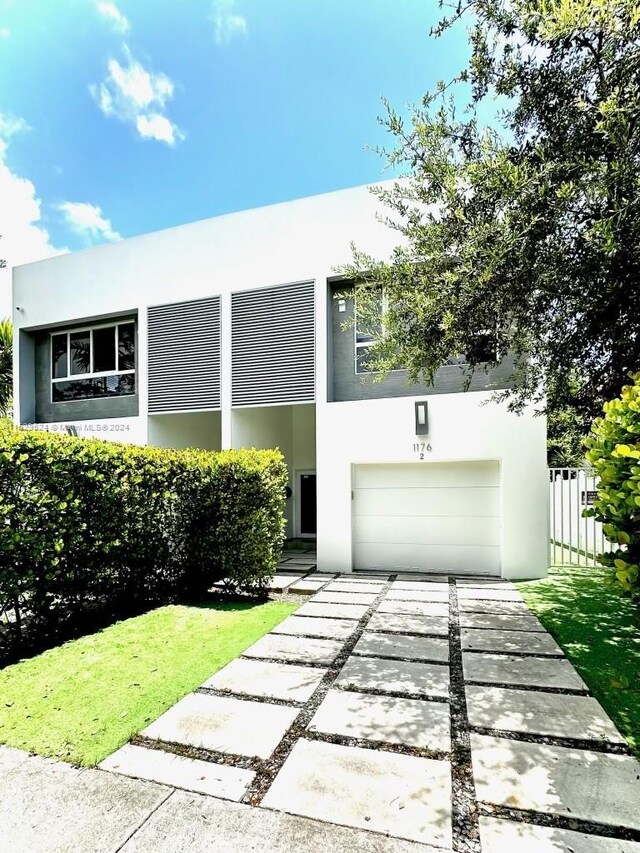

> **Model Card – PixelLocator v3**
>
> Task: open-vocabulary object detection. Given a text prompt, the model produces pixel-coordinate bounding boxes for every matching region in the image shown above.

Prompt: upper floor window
[51,321,136,402]
[354,289,384,374]
[354,289,498,374]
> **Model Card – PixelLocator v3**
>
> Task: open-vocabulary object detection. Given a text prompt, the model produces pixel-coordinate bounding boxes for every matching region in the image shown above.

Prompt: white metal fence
[549,468,614,567]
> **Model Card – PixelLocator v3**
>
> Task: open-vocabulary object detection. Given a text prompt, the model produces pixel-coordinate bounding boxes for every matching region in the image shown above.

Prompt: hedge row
[0,423,287,662]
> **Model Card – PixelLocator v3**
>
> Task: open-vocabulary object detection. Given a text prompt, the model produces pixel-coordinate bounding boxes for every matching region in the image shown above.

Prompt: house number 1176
[413,442,432,460]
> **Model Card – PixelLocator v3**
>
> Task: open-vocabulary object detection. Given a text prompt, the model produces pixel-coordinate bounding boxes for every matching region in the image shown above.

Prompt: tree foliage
[346,0,640,428]
[585,372,640,595]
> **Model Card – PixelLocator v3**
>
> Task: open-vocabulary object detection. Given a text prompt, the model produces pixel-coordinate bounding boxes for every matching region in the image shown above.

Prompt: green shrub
[0,424,286,661]
[584,373,640,595]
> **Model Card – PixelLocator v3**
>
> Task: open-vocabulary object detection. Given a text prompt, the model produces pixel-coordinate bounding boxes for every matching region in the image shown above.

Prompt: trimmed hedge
[0,423,286,662]
[585,373,640,596]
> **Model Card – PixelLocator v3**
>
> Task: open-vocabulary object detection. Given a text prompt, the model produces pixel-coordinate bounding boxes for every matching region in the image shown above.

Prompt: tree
[0,319,12,418]
[584,372,640,595]
[346,0,640,451]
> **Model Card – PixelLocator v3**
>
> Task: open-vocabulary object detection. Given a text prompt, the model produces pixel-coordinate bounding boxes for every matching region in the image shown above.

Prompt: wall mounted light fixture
[415,401,429,435]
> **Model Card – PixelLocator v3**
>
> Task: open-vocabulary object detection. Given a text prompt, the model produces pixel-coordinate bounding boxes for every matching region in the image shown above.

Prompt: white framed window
[51,320,136,403]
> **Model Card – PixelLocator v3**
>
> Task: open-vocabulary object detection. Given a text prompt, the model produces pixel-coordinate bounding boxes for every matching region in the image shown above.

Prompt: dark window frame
[50,320,136,403]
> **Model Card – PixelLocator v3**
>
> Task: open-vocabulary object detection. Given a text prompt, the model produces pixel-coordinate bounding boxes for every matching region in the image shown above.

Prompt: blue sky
[0,0,474,314]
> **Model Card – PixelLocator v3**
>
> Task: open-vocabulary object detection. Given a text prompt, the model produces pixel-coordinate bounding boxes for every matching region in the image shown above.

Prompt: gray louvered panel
[231,281,315,406]
[148,297,221,412]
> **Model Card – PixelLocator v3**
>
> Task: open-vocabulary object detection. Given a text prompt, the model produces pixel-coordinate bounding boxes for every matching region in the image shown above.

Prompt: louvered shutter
[231,281,315,406]
[148,297,221,412]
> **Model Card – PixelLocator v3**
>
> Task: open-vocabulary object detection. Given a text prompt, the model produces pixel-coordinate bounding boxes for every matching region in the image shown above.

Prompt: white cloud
[211,0,247,45]
[0,117,66,317]
[90,48,184,145]
[0,113,29,138]
[135,113,179,145]
[57,201,121,244]
[0,27,10,38]
[96,2,129,34]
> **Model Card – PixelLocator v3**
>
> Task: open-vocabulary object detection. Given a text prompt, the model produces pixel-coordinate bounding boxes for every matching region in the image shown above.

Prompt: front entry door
[298,471,317,537]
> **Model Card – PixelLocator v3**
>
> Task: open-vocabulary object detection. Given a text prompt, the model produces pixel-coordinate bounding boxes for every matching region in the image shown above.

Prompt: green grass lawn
[0,600,296,766]
[518,566,640,756]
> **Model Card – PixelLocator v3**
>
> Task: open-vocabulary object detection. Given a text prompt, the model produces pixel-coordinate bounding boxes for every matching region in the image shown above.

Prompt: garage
[352,461,501,575]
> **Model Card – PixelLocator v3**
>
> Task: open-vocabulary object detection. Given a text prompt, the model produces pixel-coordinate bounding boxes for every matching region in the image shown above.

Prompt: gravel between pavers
[103,571,639,850]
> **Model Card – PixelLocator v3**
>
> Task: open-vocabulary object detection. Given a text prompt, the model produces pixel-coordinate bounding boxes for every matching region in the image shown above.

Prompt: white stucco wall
[12,184,397,338]
[316,391,548,579]
[147,412,222,450]
[291,404,316,472]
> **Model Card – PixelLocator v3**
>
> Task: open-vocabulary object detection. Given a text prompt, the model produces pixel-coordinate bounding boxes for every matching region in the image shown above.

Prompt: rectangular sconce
[415,401,429,435]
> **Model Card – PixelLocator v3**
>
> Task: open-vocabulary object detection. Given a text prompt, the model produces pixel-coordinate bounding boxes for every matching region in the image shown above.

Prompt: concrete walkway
[3,572,640,852]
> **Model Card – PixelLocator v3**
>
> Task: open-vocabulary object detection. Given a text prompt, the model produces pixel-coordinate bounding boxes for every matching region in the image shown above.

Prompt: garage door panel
[355,487,500,518]
[354,515,499,548]
[354,461,499,489]
[352,462,501,575]
[355,543,500,574]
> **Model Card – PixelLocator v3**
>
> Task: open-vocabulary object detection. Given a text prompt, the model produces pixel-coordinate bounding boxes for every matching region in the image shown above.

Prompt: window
[51,321,136,402]
[353,287,498,375]
[354,289,384,374]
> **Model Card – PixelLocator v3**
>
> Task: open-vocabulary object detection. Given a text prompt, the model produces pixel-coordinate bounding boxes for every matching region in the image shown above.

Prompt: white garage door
[352,461,501,575]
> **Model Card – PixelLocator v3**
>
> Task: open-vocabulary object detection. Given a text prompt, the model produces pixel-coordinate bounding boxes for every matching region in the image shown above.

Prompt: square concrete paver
[391,581,449,591]
[461,628,563,656]
[458,611,545,632]
[313,591,377,606]
[267,575,304,592]
[202,658,326,702]
[471,734,640,830]
[271,615,357,640]
[385,588,450,603]
[479,816,640,853]
[309,689,450,751]
[262,739,452,848]
[367,611,449,637]
[466,685,624,743]
[100,744,254,800]
[296,601,368,620]
[243,633,344,665]
[463,652,587,691]
[457,587,524,602]
[142,693,298,759]
[458,599,530,615]
[332,576,386,585]
[287,578,330,594]
[323,582,383,594]
[353,632,449,663]
[336,655,450,698]
[377,599,450,618]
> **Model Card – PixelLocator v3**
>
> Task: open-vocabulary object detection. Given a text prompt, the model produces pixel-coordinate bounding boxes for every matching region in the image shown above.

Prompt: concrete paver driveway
[4,564,637,853]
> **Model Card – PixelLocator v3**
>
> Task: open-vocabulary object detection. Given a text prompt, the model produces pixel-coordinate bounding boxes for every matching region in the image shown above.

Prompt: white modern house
[12,184,548,579]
